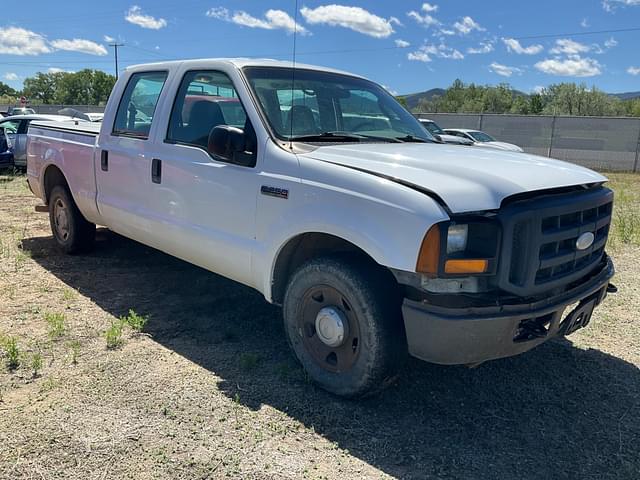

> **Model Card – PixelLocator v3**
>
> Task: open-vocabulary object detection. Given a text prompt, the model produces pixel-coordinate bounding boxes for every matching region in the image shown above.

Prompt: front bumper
[402,256,614,365]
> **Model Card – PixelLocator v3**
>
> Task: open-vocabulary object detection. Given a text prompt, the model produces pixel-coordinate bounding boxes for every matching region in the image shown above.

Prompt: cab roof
[126,58,362,78]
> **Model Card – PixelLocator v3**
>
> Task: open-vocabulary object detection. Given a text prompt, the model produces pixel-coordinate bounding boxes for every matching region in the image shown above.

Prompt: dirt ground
[1,171,639,480]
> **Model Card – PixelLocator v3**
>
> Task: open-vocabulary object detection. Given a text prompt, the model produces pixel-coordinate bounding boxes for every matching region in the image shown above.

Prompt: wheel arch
[42,163,69,204]
[270,231,398,306]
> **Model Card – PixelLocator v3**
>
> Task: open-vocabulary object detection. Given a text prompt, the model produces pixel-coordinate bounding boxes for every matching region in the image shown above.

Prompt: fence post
[478,114,483,131]
[634,120,640,173]
[547,115,557,158]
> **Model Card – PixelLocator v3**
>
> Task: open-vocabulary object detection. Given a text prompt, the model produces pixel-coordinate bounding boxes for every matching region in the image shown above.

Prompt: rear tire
[48,185,95,254]
[283,256,407,397]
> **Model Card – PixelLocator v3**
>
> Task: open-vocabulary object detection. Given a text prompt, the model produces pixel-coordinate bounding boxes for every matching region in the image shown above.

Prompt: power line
[109,43,125,79]
[514,26,640,40]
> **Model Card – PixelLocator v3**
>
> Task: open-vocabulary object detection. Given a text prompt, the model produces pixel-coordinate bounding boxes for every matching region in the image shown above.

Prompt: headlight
[416,220,500,276]
[446,224,468,254]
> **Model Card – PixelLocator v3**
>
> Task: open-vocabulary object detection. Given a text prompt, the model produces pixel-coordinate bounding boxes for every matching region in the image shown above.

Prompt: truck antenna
[288,0,299,150]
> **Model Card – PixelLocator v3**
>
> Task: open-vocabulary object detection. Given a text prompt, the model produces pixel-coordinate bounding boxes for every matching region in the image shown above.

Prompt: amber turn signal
[444,259,489,274]
[416,224,441,274]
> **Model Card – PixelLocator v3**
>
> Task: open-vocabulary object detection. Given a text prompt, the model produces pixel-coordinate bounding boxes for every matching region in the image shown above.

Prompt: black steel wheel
[283,256,406,397]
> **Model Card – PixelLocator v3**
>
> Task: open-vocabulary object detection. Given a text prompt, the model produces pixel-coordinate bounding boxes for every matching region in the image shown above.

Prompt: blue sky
[1,0,639,95]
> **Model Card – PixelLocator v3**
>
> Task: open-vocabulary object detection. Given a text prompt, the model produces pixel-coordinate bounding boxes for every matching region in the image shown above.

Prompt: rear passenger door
[96,70,169,246]
[143,69,260,287]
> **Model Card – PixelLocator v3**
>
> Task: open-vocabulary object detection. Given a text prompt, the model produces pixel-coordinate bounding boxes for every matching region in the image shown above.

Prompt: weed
[2,337,20,370]
[121,309,148,333]
[44,312,66,338]
[105,320,124,349]
[68,340,81,364]
[239,352,261,371]
[62,289,77,302]
[30,351,43,377]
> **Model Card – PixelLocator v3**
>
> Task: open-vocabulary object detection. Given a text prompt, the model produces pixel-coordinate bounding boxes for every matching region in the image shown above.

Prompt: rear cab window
[113,71,168,139]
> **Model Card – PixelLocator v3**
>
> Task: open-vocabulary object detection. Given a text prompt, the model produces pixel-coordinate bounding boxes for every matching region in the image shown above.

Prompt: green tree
[21,69,116,105]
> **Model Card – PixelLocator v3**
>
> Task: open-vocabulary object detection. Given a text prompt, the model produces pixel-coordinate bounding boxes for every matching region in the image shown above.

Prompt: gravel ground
[0,172,638,480]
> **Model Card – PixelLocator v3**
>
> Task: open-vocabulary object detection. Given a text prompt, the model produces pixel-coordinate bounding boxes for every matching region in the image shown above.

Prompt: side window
[167,70,249,149]
[113,71,167,139]
[17,120,29,135]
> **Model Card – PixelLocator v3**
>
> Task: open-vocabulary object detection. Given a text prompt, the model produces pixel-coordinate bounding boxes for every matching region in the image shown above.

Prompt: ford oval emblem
[576,232,595,251]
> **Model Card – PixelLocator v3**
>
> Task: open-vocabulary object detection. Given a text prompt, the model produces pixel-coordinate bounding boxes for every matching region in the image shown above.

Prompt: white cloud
[103,35,115,43]
[628,66,640,75]
[3,72,18,81]
[604,37,618,48]
[407,3,440,27]
[208,7,308,34]
[535,55,602,77]
[231,10,308,34]
[407,51,431,62]
[603,0,640,11]
[206,7,230,20]
[47,67,67,74]
[489,62,522,77]
[467,41,494,54]
[125,6,167,30]
[300,5,395,38]
[0,27,51,55]
[550,38,590,55]
[50,38,108,56]
[502,37,543,55]
[581,18,589,28]
[453,16,484,35]
[408,43,464,62]
[395,39,410,48]
[532,85,545,94]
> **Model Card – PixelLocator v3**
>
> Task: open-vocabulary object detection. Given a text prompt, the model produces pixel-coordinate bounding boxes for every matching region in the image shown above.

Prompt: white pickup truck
[26,59,615,397]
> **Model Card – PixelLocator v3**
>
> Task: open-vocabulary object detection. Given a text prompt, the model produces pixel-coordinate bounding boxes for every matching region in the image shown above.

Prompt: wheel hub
[315,306,348,347]
[54,198,69,240]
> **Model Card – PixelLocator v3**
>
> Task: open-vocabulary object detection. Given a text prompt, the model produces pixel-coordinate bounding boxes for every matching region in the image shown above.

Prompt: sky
[1,0,640,96]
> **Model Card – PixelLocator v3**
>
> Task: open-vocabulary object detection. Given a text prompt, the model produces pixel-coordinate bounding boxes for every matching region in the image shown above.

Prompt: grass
[1,336,20,370]
[68,340,81,364]
[121,309,148,333]
[29,351,43,377]
[607,173,640,247]
[44,312,66,338]
[105,320,125,349]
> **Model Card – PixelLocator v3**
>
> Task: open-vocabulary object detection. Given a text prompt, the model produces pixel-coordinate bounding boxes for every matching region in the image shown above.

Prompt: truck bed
[27,120,101,225]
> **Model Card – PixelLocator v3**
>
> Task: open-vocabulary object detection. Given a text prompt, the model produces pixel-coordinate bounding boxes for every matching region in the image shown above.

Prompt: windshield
[420,120,444,135]
[243,67,433,143]
[469,131,495,142]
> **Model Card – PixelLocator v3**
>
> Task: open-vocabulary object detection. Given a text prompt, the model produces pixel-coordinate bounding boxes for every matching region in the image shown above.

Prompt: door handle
[151,158,162,184]
[100,150,108,171]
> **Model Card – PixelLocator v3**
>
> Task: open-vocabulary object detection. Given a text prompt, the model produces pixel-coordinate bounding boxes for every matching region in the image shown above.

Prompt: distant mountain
[610,91,640,100]
[402,89,446,110]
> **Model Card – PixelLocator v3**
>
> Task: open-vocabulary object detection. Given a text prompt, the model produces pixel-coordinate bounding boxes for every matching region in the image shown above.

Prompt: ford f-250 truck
[26,59,615,397]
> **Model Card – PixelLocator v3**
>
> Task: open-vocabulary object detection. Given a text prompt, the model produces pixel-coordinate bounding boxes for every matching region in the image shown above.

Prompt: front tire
[48,185,96,254]
[283,257,406,397]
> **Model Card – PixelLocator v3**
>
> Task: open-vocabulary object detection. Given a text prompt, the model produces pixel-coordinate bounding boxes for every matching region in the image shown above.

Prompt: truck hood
[300,143,606,213]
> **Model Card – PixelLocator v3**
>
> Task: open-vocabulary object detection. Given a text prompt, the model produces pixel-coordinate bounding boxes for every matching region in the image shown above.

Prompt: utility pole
[109,42,124,79]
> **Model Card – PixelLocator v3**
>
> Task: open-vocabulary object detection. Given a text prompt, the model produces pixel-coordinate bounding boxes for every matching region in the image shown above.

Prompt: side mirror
[432,134,444,143]
[207,125,255,167]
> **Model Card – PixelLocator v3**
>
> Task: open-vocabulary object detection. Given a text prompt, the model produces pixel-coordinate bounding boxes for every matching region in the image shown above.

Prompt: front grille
[498,186,613,296]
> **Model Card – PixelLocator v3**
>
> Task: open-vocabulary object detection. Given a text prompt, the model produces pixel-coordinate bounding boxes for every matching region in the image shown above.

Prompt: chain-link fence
[417,113,640,172]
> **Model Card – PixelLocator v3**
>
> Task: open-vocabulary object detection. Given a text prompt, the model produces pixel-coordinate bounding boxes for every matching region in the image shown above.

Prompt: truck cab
[26,59,615,397]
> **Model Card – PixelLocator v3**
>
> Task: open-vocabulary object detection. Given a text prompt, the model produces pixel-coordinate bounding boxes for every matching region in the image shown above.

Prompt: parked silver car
[0,114,78,168]
[418,119,474,146]
[443,128,524,152]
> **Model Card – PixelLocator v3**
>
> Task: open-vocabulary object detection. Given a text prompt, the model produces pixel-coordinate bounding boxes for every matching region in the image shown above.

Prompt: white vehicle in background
[444,128,524,152]
[418,119,473,146]
[0,114,79,168]
[26,58,615,397]
[86,112,105,122]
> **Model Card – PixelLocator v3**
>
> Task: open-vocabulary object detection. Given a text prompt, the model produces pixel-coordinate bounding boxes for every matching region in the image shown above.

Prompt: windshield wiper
[289,131,401,143]
[395,134,431,143]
